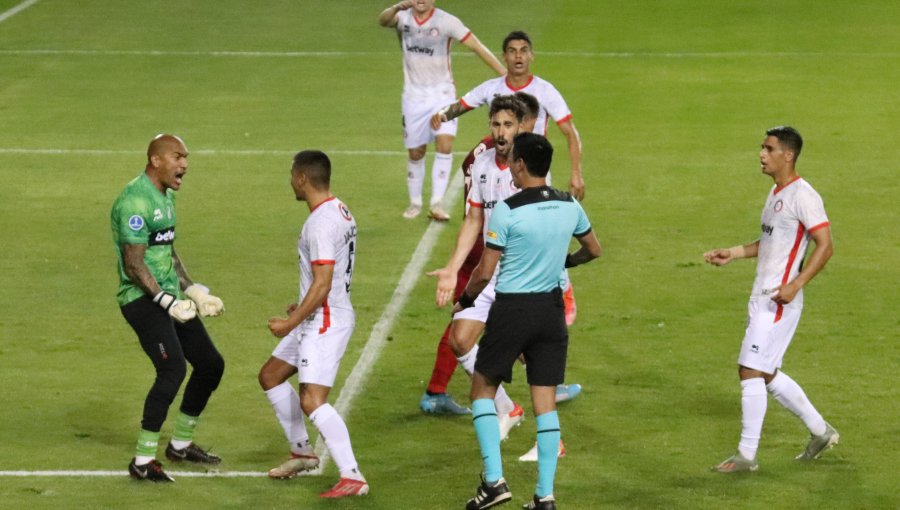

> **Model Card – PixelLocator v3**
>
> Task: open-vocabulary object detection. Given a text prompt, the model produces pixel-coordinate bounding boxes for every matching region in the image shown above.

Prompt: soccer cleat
[402,204,422,219]
[517,440,566,462]
[164,442,221,465]
[466,475,512,510]
[267,452,321,479]
[555,383,582,403]
[562,283,576,326]
[499,403,525,441]
[128,458,174,482]
[319,477,369,498]
[796,422,839,461]
[419,392,471,415]
[522,494,557,510]
[428,205,450,221]
[713,452,758,473]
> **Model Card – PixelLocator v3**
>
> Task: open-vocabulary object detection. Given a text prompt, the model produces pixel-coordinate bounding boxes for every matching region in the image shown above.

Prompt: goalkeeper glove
[153,291,197,323]
[184,283,225,317]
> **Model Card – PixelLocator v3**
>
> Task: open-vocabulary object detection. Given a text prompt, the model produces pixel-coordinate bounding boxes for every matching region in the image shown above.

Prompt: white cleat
[267,453,320,479]
[402,204,422,219]
[518,440,567,462]
[498,403,524,441]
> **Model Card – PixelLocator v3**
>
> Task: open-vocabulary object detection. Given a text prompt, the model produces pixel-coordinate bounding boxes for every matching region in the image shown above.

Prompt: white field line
[0,49,895,58]
[0,171,463,479]
[0,0,39,24]
[0,148,466,157]
[307,169,463,475]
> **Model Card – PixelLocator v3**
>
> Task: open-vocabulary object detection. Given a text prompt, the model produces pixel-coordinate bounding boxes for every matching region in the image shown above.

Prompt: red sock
[426,321,457,394]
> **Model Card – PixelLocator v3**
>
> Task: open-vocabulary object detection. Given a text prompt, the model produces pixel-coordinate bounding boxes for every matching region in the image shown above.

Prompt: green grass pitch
[0,1,897,508]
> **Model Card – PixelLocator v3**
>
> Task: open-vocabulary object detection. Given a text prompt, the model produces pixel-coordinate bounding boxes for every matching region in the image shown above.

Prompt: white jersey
[395,8,471,97]
[460,75,572,135]
[752,177,829,299]
[298,196,357,331]
[467,147,520,239]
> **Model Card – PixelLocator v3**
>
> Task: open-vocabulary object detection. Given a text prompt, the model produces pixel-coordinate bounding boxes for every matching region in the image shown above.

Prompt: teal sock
[535,411,561,498]
[472,398,503,483]
[172,411,199,443]
[135,429,160,458]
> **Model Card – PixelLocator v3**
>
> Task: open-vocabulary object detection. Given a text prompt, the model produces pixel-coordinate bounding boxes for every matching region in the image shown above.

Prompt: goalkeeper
[110,134,226,482]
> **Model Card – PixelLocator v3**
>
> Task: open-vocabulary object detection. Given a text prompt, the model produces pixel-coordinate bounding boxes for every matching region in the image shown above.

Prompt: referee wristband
[457,292,476,310]
[564,253,576,268]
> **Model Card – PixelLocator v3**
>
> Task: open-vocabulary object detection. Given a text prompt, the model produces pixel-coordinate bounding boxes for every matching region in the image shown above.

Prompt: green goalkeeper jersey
[110,173,179,306]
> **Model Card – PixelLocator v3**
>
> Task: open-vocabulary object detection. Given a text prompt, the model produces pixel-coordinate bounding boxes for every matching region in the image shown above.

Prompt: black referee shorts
[474,288,568,387]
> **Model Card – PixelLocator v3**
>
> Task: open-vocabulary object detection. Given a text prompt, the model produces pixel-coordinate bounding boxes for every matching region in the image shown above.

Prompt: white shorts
[453,280,497,323]
[737,296,803,373]
[271,324,354,387]
[402,91,458,149]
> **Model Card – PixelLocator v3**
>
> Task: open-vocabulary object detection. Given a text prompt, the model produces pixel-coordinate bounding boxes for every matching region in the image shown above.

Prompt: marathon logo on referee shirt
[149,227,175,246]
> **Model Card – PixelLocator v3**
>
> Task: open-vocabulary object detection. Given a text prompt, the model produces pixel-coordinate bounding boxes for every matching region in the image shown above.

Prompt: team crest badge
[128,215,144,231]
[773,199,783,212]
[429,28,440,37]
[339,203,353,221]
[541,190,550,198]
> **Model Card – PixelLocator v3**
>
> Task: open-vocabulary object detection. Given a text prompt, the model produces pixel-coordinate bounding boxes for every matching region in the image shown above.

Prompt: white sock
[135,455,155,465]
[457,345,514,414]
[431,152,452,207]
[738,378,767,460]
[264,382,311,456]
[169,438,191,450]
[767,372,827,436]
[456,345,478,376]
[309,404,364,481]
[407,158,425,206]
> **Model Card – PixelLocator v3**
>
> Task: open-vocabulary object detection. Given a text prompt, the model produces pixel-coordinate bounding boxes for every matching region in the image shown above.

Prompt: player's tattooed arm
[123,243,163,297]
[171,247,195,291]
[431,102,470,129]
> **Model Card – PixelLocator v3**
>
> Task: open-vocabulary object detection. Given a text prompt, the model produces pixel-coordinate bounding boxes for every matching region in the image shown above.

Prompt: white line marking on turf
[0,148,466,157]
[307,170,464,475]
[0,0,39,24]
[0,172,463,479]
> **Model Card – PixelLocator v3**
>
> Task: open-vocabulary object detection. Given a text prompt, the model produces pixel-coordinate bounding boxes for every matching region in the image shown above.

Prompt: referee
[455,132,601,510]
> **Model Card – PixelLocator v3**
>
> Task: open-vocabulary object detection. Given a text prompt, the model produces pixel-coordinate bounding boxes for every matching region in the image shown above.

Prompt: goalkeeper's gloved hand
[153,291,198,323]
[184,284,225,317]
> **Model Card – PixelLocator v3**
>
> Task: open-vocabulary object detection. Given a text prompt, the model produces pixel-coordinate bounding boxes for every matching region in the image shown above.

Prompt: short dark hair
[512,133,553,177]
[489,95,526,122]
[766,125,803,161]
[514,92,540,120]
[502,30,532,52]
[292,150,331,189]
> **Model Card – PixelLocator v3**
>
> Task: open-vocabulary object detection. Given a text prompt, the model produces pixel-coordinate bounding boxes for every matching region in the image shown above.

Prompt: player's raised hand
[395,0,415,11]
[703,248,734,266]
[268,317,294,338]
[426,266,457,307]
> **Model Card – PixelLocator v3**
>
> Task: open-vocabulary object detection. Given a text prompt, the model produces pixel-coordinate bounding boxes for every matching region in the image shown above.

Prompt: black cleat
[466,475,512,510]
[128,458,174,482]
[522,494,557,510]
[165,442,222,465]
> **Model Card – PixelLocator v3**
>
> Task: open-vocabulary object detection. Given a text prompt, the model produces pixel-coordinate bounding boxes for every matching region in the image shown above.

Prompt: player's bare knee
[408,147,427,161]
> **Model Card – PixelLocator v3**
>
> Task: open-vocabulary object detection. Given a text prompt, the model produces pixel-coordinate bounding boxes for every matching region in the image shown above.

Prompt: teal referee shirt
[485,186,592,294]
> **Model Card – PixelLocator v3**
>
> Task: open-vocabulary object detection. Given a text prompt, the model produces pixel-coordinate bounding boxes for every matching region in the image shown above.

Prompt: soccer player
[111,134,226,482]
[263,150,368,497]
[456,132,601,510]
[704,126,838,473]
[431,30,585,201]
[378,0,505,221]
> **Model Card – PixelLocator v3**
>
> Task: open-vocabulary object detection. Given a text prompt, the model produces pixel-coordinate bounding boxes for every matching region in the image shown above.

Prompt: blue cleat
[555,383,582,403]
[419,392,471,415]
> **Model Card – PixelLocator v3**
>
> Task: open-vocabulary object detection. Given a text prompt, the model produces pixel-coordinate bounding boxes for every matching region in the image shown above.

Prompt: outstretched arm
[431,101,471,130]
[377,0,413,27]
[460,33,506,76]
[426,205,484,306]
[452,246,501,315]
[557,119,585,200]
[703,240,760,266]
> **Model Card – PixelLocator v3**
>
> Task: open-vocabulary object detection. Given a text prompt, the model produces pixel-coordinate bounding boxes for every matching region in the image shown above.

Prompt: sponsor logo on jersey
[339,203,353,221]
[761,223,774,236]
[128,215,145,231]
[153,208,163,221]
[406,44,435,56]
[479,174,487,184]
[486,231,498,239]
[149,227,176,246]
[773,199,783,212]
[484,200,497,209]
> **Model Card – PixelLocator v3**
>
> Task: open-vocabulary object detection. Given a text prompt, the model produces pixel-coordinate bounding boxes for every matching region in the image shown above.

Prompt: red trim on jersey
[495,155,509,170]
[460,31,472,43]
[413,8,435,25]
[467,199,484,208]
[459,98,474,110]
[775,223,806,323]
[505,75,534,92]
[774,176,802,195]
[312,259,336,265]
[310,196,337,213]
[555,113,573,125]
[808,221,830,232]
[319,297,331,334]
